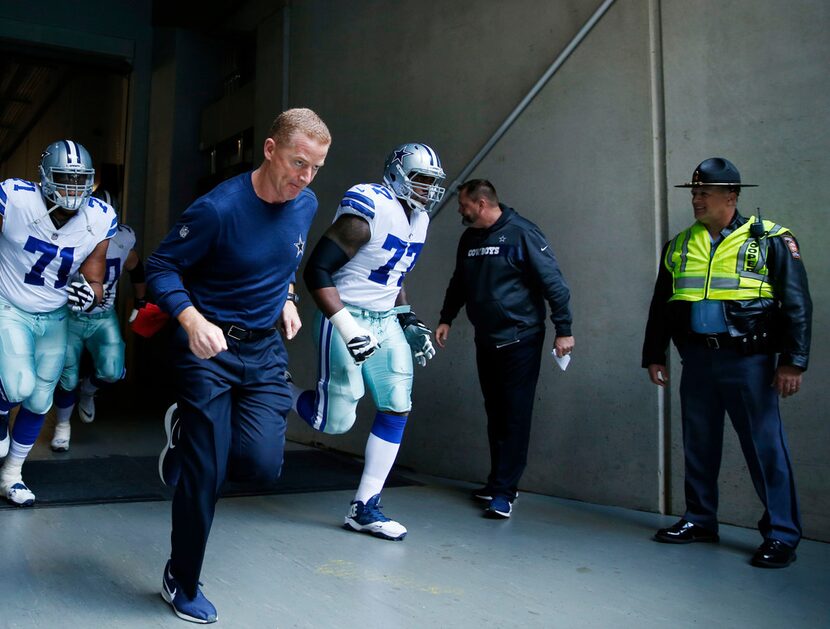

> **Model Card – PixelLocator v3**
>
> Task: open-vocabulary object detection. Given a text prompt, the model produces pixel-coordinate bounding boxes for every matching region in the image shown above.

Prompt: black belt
[688,332,739,350]
[215,322,277,342]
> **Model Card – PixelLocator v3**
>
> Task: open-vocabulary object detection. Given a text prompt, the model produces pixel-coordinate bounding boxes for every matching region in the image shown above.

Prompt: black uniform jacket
[439,205,572,347]
[642,212,812,370]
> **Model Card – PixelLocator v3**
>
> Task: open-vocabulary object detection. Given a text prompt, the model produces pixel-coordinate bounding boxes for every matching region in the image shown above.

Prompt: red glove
[129,302,170,338]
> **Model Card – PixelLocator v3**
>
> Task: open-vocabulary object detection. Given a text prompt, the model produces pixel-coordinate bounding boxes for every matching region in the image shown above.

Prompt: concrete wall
[143,28,228,255]
[279,0,829,541]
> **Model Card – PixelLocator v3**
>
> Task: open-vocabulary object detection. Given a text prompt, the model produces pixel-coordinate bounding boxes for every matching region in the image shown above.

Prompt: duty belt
[215,322,277,342]
[688,332,738,350]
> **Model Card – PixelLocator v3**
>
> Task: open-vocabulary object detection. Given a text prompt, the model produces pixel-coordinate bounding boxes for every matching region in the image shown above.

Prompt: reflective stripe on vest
[664,217,789,302]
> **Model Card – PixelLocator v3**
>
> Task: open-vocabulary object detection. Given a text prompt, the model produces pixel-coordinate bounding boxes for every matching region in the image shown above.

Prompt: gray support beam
[648,0,670,514]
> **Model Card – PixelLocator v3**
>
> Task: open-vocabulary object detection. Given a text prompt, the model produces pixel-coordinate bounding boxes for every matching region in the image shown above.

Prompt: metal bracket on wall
[431,0,618,218]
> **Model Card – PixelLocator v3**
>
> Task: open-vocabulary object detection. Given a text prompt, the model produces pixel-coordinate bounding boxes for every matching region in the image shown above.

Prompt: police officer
[643,157,811,568]
[436,179,574,520]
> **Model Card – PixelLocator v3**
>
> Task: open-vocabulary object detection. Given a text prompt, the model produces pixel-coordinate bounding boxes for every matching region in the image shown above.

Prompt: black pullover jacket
[439,205,572,347]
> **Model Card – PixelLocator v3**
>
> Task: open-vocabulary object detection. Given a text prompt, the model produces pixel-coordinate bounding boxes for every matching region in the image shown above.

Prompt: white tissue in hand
[551,349,571,371]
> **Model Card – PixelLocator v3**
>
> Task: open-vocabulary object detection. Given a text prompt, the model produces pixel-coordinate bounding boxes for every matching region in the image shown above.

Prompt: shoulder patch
[781,235,800,259]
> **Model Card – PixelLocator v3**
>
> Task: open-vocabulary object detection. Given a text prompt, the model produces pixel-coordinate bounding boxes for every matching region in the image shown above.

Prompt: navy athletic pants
[678,343,801,547]
[475,331,544,500]
[168,325,291,597]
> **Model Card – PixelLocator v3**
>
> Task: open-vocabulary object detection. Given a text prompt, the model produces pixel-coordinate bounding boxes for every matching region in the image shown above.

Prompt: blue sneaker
[159,404,182,487]
[344,494,407,541]
[485,495,513,519]
[161,560,217,623]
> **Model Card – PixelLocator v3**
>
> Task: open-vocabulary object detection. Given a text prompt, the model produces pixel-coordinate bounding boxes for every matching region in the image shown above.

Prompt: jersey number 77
[368,235,423,287]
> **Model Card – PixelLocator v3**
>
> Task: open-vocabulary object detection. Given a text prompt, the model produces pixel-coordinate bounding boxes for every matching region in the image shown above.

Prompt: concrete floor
[2,402,828,627]
[1,471,828,628]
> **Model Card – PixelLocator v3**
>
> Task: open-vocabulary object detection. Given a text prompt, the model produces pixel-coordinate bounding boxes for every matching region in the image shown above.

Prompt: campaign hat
[675,157,757,188]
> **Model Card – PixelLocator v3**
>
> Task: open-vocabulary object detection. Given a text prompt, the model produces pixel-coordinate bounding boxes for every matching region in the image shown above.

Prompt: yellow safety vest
[664,217,790,302]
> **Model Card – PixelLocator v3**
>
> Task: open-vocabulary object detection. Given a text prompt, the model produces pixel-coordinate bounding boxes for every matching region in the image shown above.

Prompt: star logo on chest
[498,235,506,243]
[294,234,305,257]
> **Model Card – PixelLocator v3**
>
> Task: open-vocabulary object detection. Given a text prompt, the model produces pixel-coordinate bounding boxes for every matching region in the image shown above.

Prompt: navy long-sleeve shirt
[146,172,317,329]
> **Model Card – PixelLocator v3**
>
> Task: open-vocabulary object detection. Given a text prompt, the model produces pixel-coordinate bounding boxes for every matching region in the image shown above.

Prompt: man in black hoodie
[436,179,574,519]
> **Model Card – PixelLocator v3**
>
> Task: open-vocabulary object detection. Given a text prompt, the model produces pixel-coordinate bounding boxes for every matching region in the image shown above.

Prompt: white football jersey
[0,178,118,313]
[87,223,137,314]
[332,183,429,311]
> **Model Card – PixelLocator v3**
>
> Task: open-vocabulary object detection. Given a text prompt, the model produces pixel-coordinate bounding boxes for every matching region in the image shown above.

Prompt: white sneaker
[343,494,407,541]
[51,422,71,452]
[2,478,35,507]
[78,394,95,423]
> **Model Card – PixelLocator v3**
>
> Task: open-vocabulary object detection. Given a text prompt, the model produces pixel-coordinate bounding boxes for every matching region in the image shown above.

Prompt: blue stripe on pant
[475,332,544,499]
[678,343,801,547]
[168,325,291,597]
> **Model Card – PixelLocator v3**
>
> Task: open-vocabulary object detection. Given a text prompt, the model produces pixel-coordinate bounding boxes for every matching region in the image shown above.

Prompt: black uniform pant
[475,332,544,499]
[169,326,291,597]
[679,343,801,547]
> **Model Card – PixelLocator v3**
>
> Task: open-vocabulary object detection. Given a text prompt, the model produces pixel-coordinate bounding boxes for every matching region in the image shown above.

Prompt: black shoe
[471,486,518,503]
[751,539,796,569]
[654,519,719,544]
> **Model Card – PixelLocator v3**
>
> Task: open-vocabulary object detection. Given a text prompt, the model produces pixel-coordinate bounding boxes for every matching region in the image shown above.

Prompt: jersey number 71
[23,236,75,288]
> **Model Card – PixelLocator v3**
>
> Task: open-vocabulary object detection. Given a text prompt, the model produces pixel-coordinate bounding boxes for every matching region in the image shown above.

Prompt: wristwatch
[286,292,300,304]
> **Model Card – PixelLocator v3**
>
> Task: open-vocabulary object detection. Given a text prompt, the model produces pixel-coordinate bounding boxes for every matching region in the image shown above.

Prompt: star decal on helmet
[392,147,414,165]
[294,234,305,257]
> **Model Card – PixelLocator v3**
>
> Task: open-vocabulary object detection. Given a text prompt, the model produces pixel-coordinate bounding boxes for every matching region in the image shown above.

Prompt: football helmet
[39,140,95,211]
[382,143,446,213]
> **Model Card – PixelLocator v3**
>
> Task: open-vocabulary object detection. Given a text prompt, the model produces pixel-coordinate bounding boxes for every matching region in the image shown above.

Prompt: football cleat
[78,393,95,423]
[484,495,513,519]
[344,494,407,541]
[161,560,217,624]
[2,479,35,507]
[50,422,71,452]
[159,404,182,487]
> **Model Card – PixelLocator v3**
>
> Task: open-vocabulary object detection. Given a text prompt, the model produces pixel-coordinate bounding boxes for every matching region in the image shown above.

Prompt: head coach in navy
[643,157,812,569]
[146,108,331,622]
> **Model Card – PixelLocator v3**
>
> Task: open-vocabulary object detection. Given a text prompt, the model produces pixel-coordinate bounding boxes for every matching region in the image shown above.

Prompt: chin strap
[31,198,88,233]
